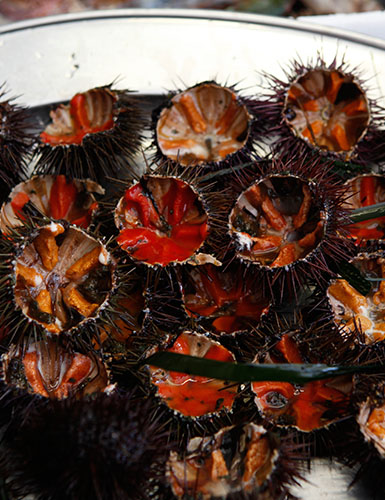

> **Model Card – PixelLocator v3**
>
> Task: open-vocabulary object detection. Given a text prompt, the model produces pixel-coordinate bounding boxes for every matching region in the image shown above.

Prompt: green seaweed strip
[145,352,382,384]
[350,202,385,223]
[338,261,372,296]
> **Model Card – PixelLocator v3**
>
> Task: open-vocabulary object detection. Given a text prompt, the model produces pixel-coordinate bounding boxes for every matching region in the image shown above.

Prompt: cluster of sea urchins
[0,56,385,500]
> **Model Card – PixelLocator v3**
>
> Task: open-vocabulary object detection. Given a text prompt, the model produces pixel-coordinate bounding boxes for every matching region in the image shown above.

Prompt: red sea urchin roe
[149,331,238,417]
[181,264,270,334]
[40,88,116,146]
[115,176,209,266]
[284,69,369,157]
[251,335,352,431]
[156,82,250,166]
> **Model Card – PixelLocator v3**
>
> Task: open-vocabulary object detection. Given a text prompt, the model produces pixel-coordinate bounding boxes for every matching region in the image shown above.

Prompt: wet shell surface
[156,82,250,166]
[40,87,116,146]
[2,338,110,399]
[0,175,104,234]
[283,68,370,158]
[251,334,352,431]
[342,174,385,242]
[167,423,279,499]
[115,175,209,266]
[327,253,385,343]
[179,263,270,334]
[13,223,115,334]
[148,331,238,418]
[229,175,325,268]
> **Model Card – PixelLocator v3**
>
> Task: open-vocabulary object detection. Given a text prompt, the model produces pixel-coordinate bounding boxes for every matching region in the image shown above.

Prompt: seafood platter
[2,9,385,500]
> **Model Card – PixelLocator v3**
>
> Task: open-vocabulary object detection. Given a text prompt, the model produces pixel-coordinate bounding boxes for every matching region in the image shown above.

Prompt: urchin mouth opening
[283,68,370,157]
[229,175,327,269]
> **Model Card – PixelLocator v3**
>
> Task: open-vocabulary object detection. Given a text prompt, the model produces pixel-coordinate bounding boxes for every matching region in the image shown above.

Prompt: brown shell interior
[167,424,277,499]
[229,175,325,267]
[283,69,370,156]
[14,223,114,333]
[156,83,250,165]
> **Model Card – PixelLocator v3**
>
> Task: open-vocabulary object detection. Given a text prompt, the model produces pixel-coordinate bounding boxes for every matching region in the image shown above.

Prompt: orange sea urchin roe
[115,176,209,266]
[40,87,116,146]
[251,335,352,431]
[149,331,237,417]
[156,83,250,165]
[327,256,385,344]
[14,224,114,333]
[229,175,325,268]
[284,69,369,158]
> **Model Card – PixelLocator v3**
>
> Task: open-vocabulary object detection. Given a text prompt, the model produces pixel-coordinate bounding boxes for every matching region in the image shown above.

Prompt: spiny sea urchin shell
[177,262,271,335]
[0,174,104,234]
[147,330,239,418]
[2,336,110,399]
[0,390,171,500]
[255,55,385,165]
[327,252,385,344]
[0,86,33,188]
[114,171,221,267]
[251,333,353,432]
[33,84,146,181]
[167,423,300,500]
[152,80,261,169]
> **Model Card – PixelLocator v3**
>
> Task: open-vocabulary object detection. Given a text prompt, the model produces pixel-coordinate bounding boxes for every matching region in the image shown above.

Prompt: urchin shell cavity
[156,82,250,165]
[115,176,209,266]
[283,69,370,155]
[229,175,325,268]
[14,223,115,333]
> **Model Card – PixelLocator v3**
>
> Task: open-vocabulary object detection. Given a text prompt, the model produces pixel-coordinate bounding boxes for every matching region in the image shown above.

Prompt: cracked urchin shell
[0,389,171,500]
[327,251,385,345]
[0,174,104,234]
[1,336,111,399]
[114,172,221,267]
[251,333,353,432]
[177,261,271,335]
[152,80,262,169]
[226,160,354,292]
[147,330,239,418]
[32,85,147,181]
[254,55,385,165]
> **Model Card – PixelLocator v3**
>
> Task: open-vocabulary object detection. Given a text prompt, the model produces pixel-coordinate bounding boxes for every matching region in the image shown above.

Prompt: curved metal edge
[1,8,385,52]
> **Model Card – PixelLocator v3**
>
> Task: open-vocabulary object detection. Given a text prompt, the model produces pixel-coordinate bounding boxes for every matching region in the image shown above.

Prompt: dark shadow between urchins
[252,54,385,168]
[0,389,171,500]
[150,80,265,174]
[223,155,355,301]
[32,84,147,182]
